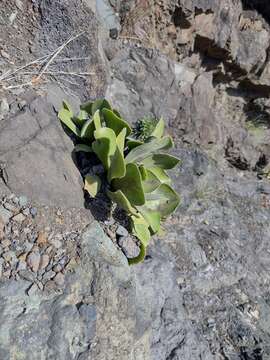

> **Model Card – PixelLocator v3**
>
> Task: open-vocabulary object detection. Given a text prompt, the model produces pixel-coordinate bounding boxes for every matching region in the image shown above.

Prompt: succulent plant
[133,116,159,141]
[58,99,180,264]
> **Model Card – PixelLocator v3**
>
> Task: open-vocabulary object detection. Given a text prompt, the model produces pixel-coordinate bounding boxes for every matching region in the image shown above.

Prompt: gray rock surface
[1,0,270,359]
[0,87,85,208]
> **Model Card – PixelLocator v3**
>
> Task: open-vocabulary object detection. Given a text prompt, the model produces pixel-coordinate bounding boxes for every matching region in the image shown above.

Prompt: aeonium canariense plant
[58,99,180,264]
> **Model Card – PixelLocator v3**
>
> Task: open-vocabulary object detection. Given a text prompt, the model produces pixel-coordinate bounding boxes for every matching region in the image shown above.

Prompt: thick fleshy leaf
[62,100,73,115]
[138,208,161,233]
[72,110,88,128]
[148,167,171,184]
[84,174,101,197]
[142,169,160,193]
[151,118,165,138]
[92,99,111,116]
[93,110,102,130]
[131,215,151,247]
[108,146,126,182]
[112,163,145,206]
[92,127,117,170]
[139,165,147,181]
[58,107,80,136]
[80,101,93,114]
[116,128,127,154]
[73,144,92,153]
[126,138,144,150]
[113,109,121,118]
[102,108,132,136]
[127,243,146,265]
[80,118,95,141]
[125,136,173,163]
[107,128,127,182]
[141,154,180,169]
[144,183,180,217]
[80,99,112,116]
[107,189,137,215]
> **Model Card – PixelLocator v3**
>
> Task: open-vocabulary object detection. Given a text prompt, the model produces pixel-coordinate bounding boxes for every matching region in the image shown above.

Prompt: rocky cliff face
[0,0,270,359]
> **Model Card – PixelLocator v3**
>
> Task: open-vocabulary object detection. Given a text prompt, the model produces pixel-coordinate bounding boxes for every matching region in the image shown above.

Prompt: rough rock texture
[1,0,270,359]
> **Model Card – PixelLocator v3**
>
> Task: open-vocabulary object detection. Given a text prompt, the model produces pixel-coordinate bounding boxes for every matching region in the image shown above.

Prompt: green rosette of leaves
[58,99,180,265]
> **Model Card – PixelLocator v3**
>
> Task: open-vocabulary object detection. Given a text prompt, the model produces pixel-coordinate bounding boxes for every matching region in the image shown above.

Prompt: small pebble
[3,269,11,278]
[0,206,12,224]
[9,11,17,25]
[59,256,68,266]
[53,272,65,286]
[15,0,24,11]
[19,269,36,282]
[65,258,77,272]
[0,258,4,276]
[19,195,28,207]
[42,270,56,282]
[17,260,27,271]
[12,197,19,205]
[36,232,47,246]
[36,281,44,290]
[30,207,38,217]
[4,203,18,212]
[2,250,13,262]
[49,238,62,249]
[12,213,26,223]
[44,280,57,292]
[45,245,53,254]
[52,264,62,273]
[37,269,45,277]
[1,239,11,248]
[27,283,38,296]
[116,225,129,237]
[24,241,33,252]
[39,254,50,270]
[27,251,41,272]
[22,208,30,216]
[0,219,4,239]
[0,51,10,60]
[104,219,115,226]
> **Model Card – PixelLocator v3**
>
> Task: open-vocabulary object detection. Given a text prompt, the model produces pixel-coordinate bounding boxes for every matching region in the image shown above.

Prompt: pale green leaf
[58,108,80,136]
[62,100,73,115]
[92,99,111,115]
[142,169,160,193]
[148,167,171,184]
[112,163,145,206]
[151,118,165,138]
[93,110,101,130]
[116,128,127,154]
[144,183,180,217]
[92,127,117,170]
[141,154,180,169]
[72,110,88,128]
[139,165,147,181]
[125,136,173,163]
[131,215,151,247]
[126,138,143,150]
[84,174,101,197]
[81,118,95,141]
[108,146,126,182]
[138,208,161,233]
[107,189,138,215]
[102,108,132,136]
[127,244,146,265]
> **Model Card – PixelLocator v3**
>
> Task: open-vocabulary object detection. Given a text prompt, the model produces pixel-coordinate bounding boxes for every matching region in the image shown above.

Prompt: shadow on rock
[60,123,112,221]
